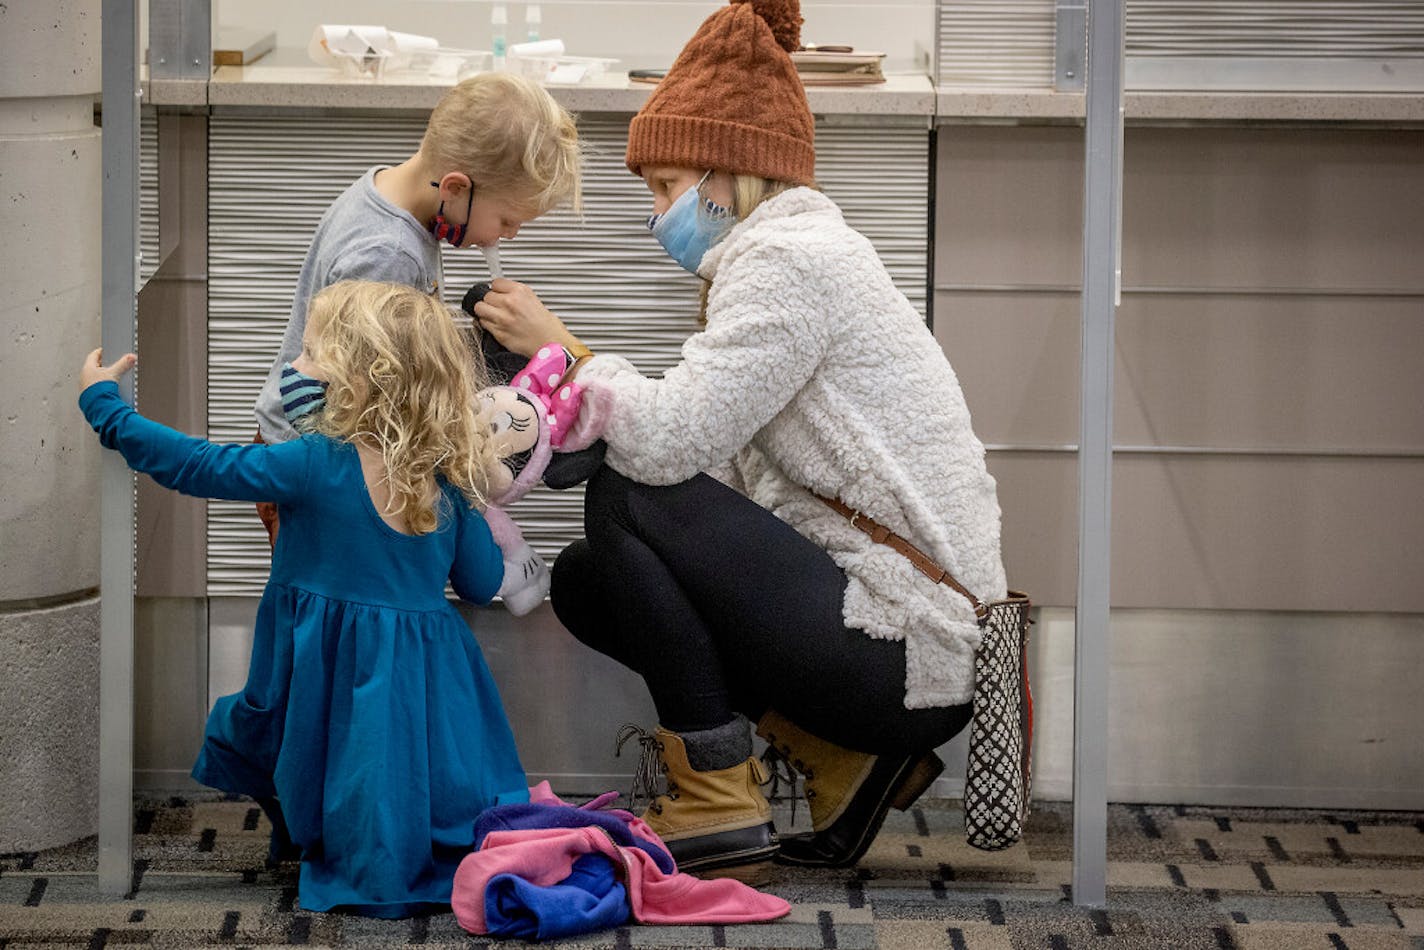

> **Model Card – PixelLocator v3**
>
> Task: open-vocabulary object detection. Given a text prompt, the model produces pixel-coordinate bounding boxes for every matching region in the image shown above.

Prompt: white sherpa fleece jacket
[577,187,1007,708]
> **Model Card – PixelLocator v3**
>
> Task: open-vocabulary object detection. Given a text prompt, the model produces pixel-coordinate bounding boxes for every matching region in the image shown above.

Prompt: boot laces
[614,723,667,813]
[759,741,807,825]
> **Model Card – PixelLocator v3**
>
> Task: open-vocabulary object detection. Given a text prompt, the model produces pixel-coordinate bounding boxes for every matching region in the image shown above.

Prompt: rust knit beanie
[625,0,815,186]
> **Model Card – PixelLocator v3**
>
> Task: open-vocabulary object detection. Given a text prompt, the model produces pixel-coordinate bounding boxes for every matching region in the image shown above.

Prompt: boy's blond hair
[304,281,498,535]
[423,73,582,216]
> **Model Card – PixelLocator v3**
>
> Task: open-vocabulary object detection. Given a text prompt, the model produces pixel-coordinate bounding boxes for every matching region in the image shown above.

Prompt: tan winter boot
[635,727,779,878]
[756,709,943,868]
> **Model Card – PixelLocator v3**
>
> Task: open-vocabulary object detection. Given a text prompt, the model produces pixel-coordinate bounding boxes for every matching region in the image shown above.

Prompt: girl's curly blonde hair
[303,280,497,535]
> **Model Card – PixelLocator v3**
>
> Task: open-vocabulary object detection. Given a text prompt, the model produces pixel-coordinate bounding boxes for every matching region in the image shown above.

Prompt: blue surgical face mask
[647,171,736,275]
[280,362,328,431]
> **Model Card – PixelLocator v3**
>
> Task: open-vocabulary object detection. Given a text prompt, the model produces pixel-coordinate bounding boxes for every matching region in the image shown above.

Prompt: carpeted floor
[2,795,1422,949]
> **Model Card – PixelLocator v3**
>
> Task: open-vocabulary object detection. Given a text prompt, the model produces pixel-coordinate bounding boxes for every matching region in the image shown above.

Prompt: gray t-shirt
[254,166,444,443]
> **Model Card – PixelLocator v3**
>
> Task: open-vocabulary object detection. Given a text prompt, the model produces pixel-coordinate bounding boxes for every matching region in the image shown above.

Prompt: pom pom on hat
[625,0,815,186]
[732,0,803,53]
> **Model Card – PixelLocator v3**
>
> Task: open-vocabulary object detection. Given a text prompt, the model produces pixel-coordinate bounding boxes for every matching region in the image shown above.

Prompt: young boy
[253,72,582,542]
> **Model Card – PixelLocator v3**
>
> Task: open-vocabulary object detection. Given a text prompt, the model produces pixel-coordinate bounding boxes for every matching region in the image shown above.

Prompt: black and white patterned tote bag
[964,592,1034,851]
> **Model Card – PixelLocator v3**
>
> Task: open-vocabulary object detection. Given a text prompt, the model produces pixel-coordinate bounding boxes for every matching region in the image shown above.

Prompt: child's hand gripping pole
[81,348,137,391]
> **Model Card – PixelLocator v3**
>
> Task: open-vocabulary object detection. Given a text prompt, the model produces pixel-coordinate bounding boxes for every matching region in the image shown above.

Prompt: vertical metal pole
[149,0,212,81]
[931,0,942,84]
[1055,0,1088,91]
[1072,0,1123,909]
[99,0,140,898]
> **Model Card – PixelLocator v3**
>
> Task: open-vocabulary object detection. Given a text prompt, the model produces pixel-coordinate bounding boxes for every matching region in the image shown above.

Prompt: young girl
[80,281,529,917]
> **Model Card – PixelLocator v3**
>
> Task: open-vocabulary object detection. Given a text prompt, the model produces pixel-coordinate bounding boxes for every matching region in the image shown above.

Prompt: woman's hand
[473,278,583,359]
[81,348,136,391]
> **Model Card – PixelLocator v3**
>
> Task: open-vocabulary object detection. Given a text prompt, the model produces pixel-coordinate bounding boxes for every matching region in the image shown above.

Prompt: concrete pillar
[0,0,103,852]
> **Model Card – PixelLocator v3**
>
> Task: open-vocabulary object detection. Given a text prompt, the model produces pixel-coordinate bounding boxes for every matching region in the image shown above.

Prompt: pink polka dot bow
[512,344,586,449]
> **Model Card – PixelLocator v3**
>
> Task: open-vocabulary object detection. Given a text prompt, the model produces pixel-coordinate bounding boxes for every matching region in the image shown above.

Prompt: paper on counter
[547,62,589,84]
[308,25,439,72]
[508,38,565,58]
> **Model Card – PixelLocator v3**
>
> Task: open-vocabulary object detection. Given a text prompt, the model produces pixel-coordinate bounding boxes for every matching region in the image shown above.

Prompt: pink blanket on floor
[451,784,789,934]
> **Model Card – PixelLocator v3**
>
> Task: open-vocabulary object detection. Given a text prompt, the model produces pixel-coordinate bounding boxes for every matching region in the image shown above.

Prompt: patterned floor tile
[3,796,1421,948]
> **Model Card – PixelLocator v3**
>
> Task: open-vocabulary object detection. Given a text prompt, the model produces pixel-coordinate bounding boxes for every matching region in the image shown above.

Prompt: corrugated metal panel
[139,107,159,285]
[937,1,1423,91]
[938,0,1058,88]
[1125,1,1424,90]
[207,114,928,595]
[1126,1,1424,57]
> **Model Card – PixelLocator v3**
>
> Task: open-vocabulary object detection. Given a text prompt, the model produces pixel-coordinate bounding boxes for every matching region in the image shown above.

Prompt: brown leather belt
[812,492,988,621]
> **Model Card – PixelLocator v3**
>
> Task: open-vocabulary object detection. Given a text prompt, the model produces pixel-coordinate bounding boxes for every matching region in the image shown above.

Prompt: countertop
[146,65,935,119]
[142,64,1424,125]
[934,87,1424,125]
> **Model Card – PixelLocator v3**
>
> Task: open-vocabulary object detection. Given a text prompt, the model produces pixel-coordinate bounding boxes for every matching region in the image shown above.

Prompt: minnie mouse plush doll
[479,344,600,615]
[464,281,607,491]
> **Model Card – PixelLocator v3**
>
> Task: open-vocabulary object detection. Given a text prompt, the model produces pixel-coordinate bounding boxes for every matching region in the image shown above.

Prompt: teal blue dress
[80,382,530,918]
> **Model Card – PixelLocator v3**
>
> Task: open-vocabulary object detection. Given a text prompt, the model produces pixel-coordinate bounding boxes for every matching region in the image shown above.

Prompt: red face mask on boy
[429,180,475,248]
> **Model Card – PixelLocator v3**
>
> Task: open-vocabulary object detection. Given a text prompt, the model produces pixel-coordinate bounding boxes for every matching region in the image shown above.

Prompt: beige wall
[935,125,1424,610]
[131,115,210,786]
[137,113,208,599]
[210,0,935,72]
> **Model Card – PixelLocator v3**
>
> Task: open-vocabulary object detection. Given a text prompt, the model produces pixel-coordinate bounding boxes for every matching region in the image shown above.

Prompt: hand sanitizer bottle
[525,3,541,43]
[491,2,508,69]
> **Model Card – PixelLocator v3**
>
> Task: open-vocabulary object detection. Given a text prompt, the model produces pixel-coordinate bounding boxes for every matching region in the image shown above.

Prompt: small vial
[525,3,541,43]
[481,242,503,280]
[491,2,508,69]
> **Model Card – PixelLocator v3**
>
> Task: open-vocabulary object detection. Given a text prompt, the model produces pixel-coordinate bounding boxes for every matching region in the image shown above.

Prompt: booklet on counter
[628,48,888,87]
[791,47,886,85]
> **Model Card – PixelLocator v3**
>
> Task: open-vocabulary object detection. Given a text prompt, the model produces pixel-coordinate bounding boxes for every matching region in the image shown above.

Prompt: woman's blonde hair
[303,280,498,535]
[697,173,809,320]
[729,173,803,220]
[423,72,583,216]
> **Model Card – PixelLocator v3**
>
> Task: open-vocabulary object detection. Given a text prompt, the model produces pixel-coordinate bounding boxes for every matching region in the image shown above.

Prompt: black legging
[550,466,971,756]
